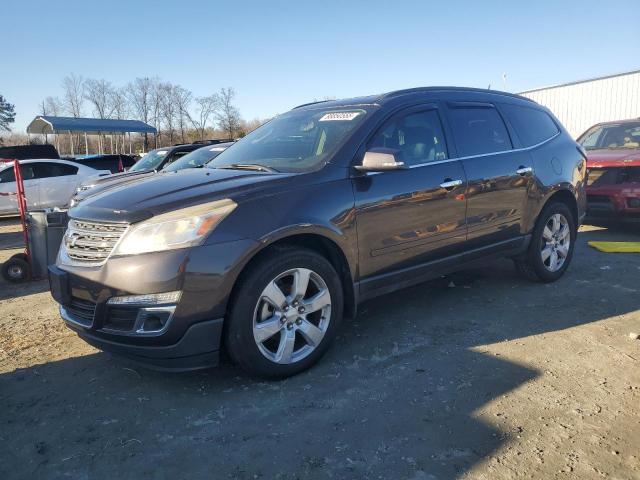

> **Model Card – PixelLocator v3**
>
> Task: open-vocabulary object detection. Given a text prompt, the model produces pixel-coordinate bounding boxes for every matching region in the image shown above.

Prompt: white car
[0,159,110,216]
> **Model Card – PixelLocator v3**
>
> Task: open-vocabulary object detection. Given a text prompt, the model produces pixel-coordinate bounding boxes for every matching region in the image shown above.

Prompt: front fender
[207,176,358,288]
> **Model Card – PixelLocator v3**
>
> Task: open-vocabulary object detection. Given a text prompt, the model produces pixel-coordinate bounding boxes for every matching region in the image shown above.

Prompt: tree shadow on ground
[1,227,638,479]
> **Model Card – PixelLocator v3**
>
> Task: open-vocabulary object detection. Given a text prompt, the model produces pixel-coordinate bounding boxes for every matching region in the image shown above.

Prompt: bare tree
[173,86,193,144]
[151,80,164,146]
[159,82,178,145]
[62,74,84,117]
[43,96,63,116]
[127,77,158,150]
[39,97,63,149]
[84,78,116,152]
[62,74,85,154]
[41,75,248,151]
[192,94,220,141]
[216,87,241,139]
[110,88,128,119]
[110,88,129,153]
[84,78,115,119]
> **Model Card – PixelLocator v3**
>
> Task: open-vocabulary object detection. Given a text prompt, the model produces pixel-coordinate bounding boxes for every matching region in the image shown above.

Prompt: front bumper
[50,238,258,370]
[585,211,640,223]
[586,192,640,222]
[64,311,224,371]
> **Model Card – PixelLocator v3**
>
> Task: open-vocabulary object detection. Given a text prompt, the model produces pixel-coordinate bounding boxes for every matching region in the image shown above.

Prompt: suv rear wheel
[514,201,576,282]
[225,247,343,378]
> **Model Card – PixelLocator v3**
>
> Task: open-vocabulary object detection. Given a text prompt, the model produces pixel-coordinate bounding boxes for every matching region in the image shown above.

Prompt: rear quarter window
[501,104,559,147]
[32,162,78,178]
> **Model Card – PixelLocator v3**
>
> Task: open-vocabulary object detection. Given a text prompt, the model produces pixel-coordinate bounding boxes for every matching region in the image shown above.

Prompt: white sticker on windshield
[319,111,362,122]
[157,150,168,156]
[209,147,226,151]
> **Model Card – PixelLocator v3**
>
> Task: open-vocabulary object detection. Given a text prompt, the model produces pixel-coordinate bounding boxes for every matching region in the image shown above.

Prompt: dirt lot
[0,217,639,479]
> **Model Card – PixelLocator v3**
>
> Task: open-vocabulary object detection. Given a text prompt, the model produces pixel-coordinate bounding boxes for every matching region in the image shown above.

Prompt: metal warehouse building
[519,69,640,139]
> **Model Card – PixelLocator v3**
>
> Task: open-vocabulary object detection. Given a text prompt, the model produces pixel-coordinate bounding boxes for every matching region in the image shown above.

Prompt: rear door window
[0,167,15,183]
[0,164,40,181]
[501,104,559,147]
[447,106,512,157]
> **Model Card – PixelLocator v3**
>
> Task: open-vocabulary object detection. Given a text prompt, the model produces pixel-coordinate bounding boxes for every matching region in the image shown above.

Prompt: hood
[586,149,640,168]
[83,169,152,187]
[70,168,293,223]
[76,170,156,203]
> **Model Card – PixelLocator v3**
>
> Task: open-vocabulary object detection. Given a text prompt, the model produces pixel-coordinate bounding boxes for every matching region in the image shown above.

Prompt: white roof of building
[519,68,640,95]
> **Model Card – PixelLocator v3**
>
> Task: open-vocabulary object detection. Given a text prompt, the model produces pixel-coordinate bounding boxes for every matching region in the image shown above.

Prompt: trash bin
[26,210,69,280]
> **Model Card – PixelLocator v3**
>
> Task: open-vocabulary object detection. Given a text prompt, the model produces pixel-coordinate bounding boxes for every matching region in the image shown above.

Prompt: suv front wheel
[515,201,576,283]
[225,247,343,378]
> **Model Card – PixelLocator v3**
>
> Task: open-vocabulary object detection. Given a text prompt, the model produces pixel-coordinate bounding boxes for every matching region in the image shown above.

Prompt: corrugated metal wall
[519,70,640,139]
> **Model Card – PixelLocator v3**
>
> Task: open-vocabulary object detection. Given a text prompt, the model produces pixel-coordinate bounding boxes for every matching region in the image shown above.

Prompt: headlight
[113,199,237,256]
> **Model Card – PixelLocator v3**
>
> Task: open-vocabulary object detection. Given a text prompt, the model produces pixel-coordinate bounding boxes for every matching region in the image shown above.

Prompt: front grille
[587,195,612,204]
[587,195,614,212]
[64,297,97,327]
[63,219,128,264]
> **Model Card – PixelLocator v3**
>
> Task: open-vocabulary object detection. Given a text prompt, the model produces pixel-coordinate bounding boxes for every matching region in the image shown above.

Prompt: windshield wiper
[217,163,279,173]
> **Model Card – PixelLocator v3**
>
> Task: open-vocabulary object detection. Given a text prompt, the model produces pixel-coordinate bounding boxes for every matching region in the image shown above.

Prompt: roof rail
[381,86,535,103]
[292,99,334,109]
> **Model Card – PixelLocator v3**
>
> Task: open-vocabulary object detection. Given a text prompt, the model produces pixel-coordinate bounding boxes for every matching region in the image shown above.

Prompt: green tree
[0,94,16,132]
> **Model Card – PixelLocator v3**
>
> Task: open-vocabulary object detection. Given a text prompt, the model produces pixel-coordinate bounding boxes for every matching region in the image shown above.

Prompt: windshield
[130,148,169,172]
[580,122,640,150]
[162,145,228,172]
[207,108,369,173]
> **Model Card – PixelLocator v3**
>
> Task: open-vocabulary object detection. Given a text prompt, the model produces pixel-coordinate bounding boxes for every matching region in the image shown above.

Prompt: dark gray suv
[49,87,587,378]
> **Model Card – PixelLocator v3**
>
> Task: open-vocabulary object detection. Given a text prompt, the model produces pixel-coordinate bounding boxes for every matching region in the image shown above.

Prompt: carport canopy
[27,116,157,135]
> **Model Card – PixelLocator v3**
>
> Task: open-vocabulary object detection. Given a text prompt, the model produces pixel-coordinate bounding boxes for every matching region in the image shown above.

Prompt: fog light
[107,291,182,306]
[628,198,640,208]
[134,306,176,334]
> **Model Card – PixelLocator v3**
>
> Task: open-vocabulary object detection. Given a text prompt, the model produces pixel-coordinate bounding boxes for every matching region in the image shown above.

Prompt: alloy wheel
[252,268,332,364]
[540,213,571,272]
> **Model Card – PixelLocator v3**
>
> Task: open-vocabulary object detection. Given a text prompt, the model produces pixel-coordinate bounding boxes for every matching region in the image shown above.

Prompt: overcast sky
[4,0,639,131]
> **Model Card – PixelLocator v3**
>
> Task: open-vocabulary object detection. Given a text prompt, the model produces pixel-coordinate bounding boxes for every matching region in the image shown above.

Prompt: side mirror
[355,148,406,172]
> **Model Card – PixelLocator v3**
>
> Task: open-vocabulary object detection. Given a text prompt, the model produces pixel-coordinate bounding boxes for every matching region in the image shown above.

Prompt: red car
[578,119,640,222]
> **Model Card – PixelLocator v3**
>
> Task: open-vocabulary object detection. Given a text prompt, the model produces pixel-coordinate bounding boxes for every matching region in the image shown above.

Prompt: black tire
[514,202,576,283]
[2,254,31,283]
[225,246,343,379]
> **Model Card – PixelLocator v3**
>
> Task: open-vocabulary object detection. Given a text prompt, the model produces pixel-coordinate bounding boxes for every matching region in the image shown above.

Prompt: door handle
[439,179,463,190]
[516,166,533,176]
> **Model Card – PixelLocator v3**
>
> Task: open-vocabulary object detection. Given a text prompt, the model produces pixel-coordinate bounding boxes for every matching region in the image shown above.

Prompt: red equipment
[1,159,32,282]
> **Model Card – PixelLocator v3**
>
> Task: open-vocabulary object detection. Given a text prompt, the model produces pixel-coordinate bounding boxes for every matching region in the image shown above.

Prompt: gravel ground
[0,217,639,480]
